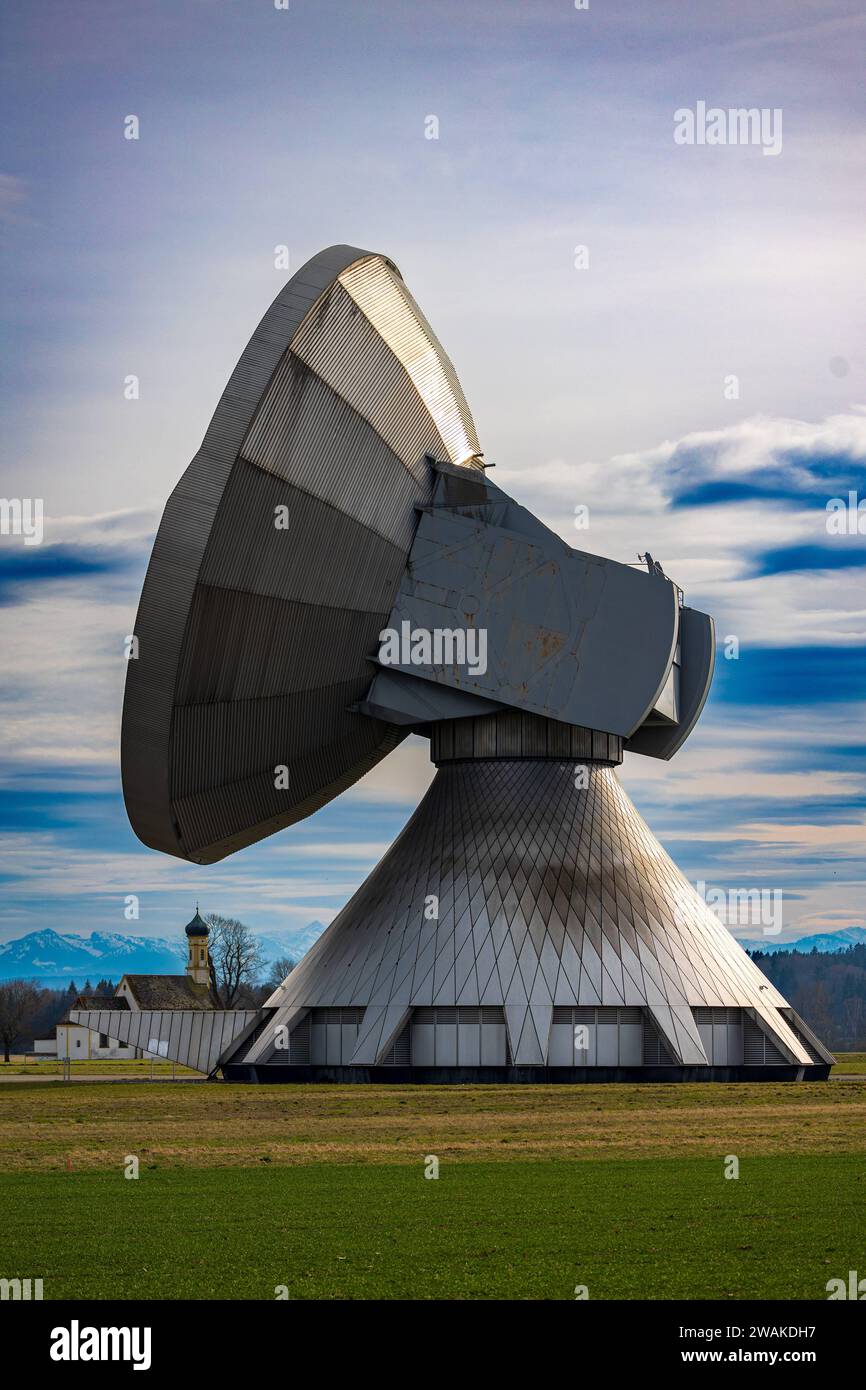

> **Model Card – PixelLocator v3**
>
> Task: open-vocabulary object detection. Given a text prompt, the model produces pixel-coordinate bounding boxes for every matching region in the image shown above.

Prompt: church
[51,911,219,1062]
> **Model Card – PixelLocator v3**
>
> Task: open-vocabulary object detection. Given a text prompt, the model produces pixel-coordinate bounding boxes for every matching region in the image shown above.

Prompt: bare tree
[265,956,296,992]
[0,980,40,1062]
[205,915,266,1007]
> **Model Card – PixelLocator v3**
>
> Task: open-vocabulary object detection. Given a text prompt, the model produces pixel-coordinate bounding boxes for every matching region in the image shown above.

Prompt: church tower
[184,907,211,986]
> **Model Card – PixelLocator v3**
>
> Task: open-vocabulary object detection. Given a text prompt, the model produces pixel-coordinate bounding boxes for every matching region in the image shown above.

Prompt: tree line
[748,943,866,1050]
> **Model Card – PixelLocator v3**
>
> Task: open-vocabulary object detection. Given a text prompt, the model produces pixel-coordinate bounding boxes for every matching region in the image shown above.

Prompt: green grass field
[833,1051,866,1074]
[1,1077,863,1299]
[2,1155,863,1300]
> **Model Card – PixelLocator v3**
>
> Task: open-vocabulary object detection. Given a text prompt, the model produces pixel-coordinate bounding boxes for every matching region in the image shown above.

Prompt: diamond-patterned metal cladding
[250,759,816,1068]
[68,1008,260,1075]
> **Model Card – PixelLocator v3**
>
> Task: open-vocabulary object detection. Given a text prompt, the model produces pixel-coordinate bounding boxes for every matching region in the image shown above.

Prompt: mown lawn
[1,1155,863,1300]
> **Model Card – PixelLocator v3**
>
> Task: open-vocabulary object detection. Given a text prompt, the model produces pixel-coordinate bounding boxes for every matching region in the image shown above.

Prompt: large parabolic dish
[122,246,483,864]
[102,244,835,1082]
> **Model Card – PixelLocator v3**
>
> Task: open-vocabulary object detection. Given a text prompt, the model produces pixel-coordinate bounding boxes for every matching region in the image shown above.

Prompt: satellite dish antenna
[104,245,833,1081]
[122,246,482,864]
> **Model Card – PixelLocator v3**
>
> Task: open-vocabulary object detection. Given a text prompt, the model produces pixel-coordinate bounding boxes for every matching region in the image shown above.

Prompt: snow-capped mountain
[0,929,186,981]
[0,921,328,983]
[740,926,866,955]
[262,921,327,961]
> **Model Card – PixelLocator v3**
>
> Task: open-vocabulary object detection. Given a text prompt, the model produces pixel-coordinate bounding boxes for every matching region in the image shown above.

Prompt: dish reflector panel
[122,246,480,863]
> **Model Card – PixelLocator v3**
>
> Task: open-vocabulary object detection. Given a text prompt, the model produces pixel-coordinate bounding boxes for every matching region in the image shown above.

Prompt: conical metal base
[233,759,831,1080]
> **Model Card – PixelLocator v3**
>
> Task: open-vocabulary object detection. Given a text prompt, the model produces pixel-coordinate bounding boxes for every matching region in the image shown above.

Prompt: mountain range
[740,926,866,955]
[0,922,327,986]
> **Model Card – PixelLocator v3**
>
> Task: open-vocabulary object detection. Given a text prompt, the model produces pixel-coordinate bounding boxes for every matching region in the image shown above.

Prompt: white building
[54,996,139,1061]
[43,910,219,1060]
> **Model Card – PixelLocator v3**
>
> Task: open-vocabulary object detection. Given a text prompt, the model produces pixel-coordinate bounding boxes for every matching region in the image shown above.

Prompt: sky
[0,0,864,950]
